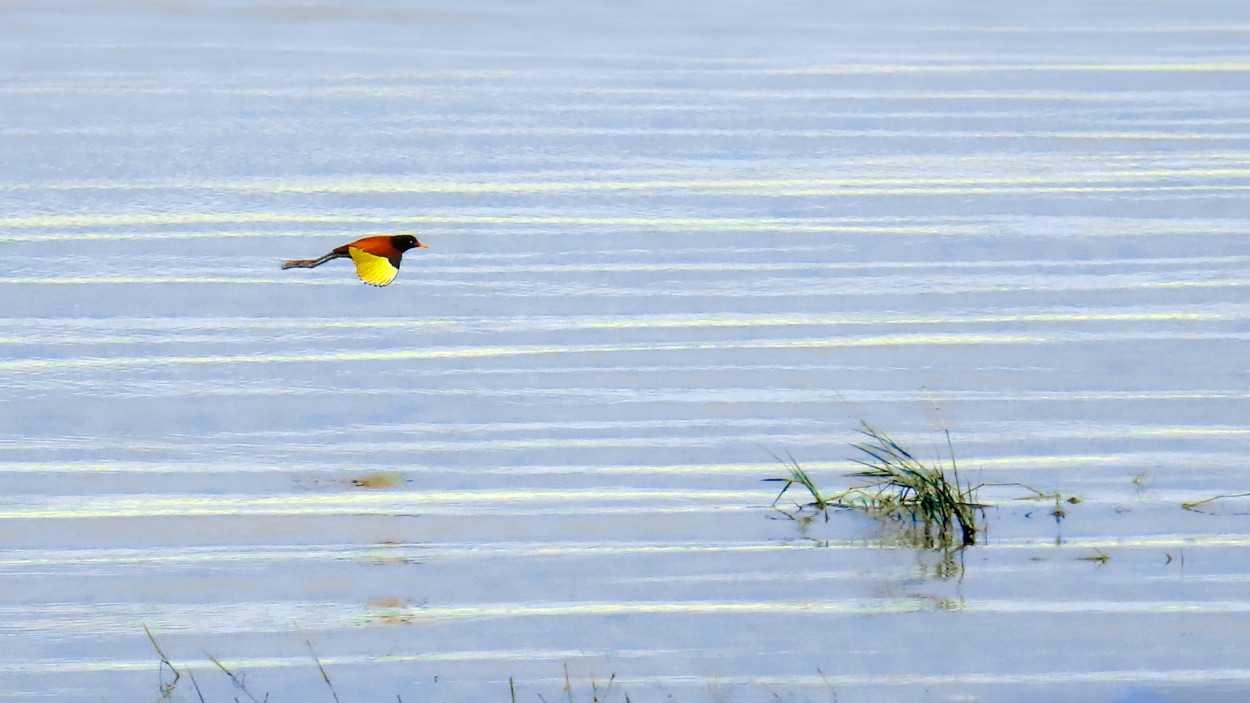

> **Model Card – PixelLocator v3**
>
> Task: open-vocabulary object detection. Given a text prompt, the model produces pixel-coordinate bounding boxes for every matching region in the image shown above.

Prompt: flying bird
[282,234,427,286]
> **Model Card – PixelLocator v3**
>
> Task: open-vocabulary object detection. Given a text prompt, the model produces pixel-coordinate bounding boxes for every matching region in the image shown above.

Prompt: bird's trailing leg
[282,251,346,269]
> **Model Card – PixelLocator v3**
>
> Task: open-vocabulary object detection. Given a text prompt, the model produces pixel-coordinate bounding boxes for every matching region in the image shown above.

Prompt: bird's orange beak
[418,242,428,248]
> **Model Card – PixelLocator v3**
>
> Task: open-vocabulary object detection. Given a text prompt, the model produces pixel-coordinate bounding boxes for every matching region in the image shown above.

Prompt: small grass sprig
[986,483,1082,522]
[143,625,205,703]
[765,451,835,518]
[1182,491,1250,513]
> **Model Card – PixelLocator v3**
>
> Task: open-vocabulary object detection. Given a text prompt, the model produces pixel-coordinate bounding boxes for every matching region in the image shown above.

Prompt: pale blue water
[3,1,1250,701]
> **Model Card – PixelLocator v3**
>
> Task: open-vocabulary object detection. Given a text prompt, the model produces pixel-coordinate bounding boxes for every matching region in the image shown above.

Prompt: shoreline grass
[145,627,631,703]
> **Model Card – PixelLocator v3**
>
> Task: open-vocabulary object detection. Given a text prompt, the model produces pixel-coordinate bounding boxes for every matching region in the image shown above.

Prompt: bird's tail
[282,252,343,270]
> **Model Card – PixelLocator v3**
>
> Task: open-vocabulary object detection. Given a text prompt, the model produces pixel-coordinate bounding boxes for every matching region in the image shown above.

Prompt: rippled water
[3,1,1250,701]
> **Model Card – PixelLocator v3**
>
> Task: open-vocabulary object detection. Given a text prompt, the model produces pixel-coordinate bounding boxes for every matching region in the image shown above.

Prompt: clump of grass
[769,422,983,547]
[842,422,981,546]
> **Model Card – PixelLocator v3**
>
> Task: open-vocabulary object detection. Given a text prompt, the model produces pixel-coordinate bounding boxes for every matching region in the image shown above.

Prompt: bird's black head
[390,234,427,252]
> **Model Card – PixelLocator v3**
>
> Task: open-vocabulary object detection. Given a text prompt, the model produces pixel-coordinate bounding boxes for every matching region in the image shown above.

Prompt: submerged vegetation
[1010,485,1082,523]
[1079,549,1111,565]
[1182,491,1250,513]
[769,422,983,547]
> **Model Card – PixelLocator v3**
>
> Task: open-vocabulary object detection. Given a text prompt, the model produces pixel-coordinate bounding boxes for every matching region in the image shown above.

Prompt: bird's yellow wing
[348,247,400,287]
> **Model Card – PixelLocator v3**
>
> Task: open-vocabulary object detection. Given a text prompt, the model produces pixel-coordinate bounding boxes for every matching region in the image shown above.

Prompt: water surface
[2,1,1250,701]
